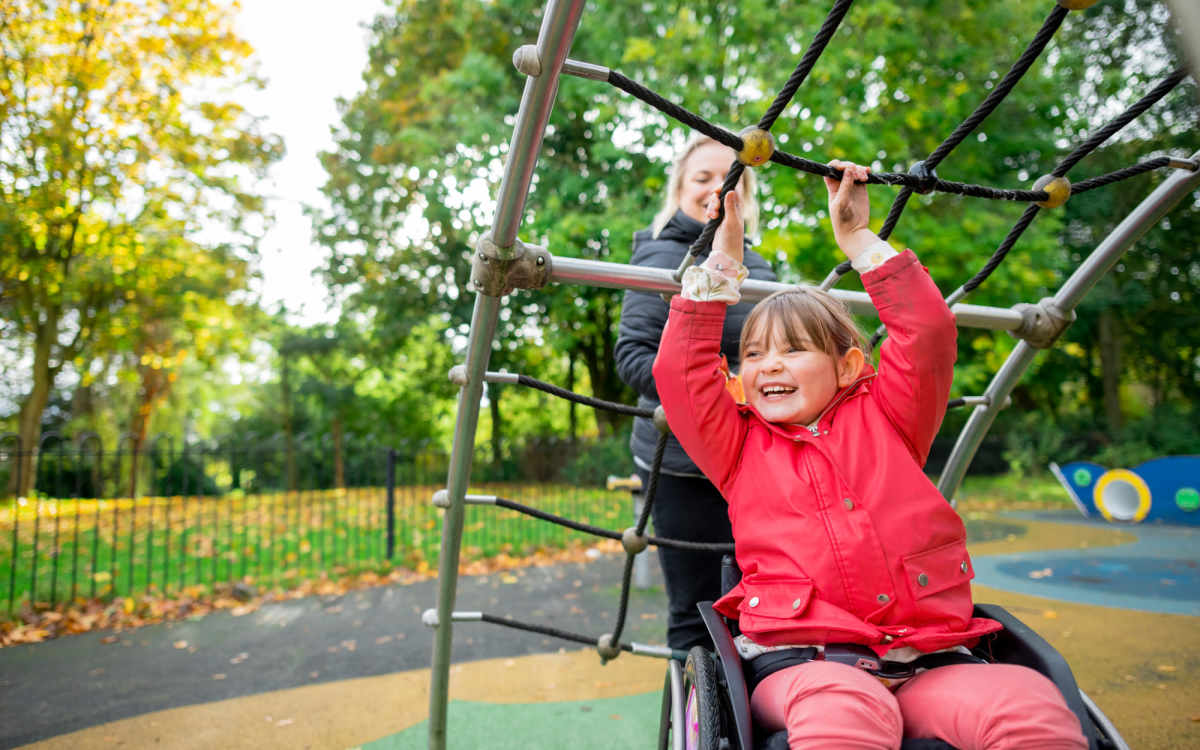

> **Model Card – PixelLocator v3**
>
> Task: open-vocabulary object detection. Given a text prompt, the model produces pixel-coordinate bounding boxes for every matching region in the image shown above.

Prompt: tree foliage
[0,0,282,492]
[314,0,1195,474]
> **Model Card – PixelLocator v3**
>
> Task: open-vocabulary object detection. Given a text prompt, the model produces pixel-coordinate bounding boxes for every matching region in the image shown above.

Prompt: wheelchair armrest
[698,602,754,750]
[974,603,1101,750]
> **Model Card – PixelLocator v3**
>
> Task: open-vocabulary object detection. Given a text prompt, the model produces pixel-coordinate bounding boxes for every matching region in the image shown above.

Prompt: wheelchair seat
[658,557,1125,750]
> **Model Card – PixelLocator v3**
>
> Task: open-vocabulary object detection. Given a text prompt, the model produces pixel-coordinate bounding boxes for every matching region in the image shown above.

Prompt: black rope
[607,554,638,650]
[926,6,1069,169]
[958,71,1186,299]
[514,374,653,418]
[962,203,1041,295]
[1053,69,1187,178]
[495,496,732,550]
[607,431,667,651]
[757,0,856,131]
[479,612,626,649]
[769,150,1052,201]
[635,432,667,537]
[1072,157,1173,194]
[687,0,856,258]
[494,497,621,540]
[878,188,913,242]
[606,70,743,151]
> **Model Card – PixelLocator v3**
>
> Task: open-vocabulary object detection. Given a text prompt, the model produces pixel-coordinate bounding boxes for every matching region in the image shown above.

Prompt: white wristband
[851,241,899,274]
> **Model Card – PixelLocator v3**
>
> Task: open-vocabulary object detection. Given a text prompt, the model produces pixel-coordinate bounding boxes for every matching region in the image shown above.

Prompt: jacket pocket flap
[902,540,973,600]
[737,577,813,619]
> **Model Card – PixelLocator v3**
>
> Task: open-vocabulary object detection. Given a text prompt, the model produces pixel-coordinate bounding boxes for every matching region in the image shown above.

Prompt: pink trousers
[750,660,1088,750]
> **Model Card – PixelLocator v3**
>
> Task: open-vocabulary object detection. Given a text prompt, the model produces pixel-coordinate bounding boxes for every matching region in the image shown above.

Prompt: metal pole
[937,154,1200,502]
[428,3,586,748]
[489,0,588,250]
[550,255,1027,332]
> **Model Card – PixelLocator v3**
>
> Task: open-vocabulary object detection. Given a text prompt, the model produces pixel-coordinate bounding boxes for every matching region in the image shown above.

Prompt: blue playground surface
[970,511,1200,616]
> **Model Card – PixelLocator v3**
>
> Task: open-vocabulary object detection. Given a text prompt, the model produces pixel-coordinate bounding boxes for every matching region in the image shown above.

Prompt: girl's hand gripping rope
[680,189,748,304]
[824,159,881,262]
[705,188,744,265]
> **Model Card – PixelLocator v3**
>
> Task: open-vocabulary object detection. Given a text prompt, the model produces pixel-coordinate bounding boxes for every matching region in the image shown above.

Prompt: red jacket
[653,250,1001,656]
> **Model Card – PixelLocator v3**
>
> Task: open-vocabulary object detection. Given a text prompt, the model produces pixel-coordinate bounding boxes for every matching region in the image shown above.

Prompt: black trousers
[636,468,734,652]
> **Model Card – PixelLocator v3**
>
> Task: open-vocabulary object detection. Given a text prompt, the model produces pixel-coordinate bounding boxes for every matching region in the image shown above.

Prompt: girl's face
[678,141,741,225]
[740,321,862,426]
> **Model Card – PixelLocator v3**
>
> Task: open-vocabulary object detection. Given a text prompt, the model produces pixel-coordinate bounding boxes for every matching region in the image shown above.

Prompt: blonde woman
[614,133,777,651]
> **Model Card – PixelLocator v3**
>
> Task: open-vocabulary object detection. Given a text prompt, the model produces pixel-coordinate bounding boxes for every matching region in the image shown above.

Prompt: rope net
[437,0,1194,662]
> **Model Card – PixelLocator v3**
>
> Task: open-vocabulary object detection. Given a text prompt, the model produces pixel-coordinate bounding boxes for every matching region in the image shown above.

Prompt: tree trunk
[10,322,58,497]
[280,355,297,492]
[332,413,345,489]
[127,364,169,498]
[566,354,577,442]
[1098,308,1123,432]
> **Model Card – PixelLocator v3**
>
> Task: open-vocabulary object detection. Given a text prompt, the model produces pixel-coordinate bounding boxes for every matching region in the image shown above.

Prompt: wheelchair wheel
[683,645,723,750]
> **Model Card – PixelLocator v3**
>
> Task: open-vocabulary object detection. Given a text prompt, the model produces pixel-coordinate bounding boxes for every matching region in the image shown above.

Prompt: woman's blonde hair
[651,132,760,239]
[740,287,869,361]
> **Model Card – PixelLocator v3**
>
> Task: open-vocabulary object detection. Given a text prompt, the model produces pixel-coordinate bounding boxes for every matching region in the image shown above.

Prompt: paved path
[0,554,669,749]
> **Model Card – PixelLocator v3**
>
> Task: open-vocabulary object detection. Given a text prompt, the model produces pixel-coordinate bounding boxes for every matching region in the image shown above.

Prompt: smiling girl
[651,160,1087,749]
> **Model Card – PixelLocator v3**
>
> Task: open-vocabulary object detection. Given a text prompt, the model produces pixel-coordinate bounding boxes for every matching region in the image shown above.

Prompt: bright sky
[233,0,387,325]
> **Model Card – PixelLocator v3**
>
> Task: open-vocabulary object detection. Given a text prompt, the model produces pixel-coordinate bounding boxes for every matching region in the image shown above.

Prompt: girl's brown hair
[739,287,869,361]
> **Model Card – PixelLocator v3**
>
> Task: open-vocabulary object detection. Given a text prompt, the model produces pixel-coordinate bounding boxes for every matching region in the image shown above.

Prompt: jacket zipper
[802,373,878,438]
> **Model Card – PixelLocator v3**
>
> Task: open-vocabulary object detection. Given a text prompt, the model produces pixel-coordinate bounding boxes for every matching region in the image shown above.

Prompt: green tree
[315,0,1190,467]
[0,0,282,494]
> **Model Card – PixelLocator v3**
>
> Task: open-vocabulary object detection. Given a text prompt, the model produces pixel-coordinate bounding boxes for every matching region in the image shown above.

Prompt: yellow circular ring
[1093,468,1152,523]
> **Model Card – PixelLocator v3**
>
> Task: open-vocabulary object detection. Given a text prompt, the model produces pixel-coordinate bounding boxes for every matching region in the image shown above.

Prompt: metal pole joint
[471,234,552,297]
[1010,297,1076,349]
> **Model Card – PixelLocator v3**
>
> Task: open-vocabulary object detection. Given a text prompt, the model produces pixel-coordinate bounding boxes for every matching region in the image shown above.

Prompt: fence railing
[1,434,631,615]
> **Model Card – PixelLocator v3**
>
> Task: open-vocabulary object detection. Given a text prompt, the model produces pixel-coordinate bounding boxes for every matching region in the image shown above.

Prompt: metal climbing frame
[425,1,1200,747]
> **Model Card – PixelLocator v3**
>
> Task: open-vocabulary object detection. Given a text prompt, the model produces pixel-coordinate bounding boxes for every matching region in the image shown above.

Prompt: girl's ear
[837,347,865,387]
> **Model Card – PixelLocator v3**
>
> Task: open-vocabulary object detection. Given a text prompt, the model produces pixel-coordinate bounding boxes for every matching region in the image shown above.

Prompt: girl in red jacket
[652,160,1086,749]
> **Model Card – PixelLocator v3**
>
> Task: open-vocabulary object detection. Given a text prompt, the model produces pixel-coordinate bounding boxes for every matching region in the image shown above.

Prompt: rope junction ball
[596,633,621,661]
[621,527,649,555]
[737,127,776,167]
[653,405,671,435]
[1033,174,1072,208]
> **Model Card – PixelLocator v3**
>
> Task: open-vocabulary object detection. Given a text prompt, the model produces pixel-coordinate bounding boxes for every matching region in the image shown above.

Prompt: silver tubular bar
[1054,150,1200,312]
[428,294,501,748]
[668,658,686,750]
[428,4,586,747]
[937,153,1200,503]
[489,1,587,251]
[550,255,1027,332]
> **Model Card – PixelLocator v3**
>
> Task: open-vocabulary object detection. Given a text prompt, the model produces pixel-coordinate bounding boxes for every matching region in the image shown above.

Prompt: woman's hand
[824,159,879,261]
[706,189,744,265]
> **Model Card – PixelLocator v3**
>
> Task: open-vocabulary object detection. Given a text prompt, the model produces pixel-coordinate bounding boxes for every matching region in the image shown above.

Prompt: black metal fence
[1,432,632,615]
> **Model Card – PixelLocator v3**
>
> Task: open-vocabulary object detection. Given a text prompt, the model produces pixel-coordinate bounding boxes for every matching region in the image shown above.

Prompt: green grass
[2,473,1074,614]
[0,482,630,612]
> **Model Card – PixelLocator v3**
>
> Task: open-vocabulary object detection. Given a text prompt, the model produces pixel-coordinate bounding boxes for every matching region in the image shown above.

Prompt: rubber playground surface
[1,510,1197,749]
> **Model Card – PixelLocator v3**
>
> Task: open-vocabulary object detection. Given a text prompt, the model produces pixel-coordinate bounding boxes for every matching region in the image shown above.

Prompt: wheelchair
[657,557,1129,750]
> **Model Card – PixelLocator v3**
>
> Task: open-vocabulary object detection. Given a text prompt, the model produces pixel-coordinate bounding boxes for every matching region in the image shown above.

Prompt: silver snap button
[843,498,854,510]
[748,596,760,607]
[792,598,803,610]
[876,593,889,604]
[882,635,894,643]
[917,573,929,587]
[960,561,969,573]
